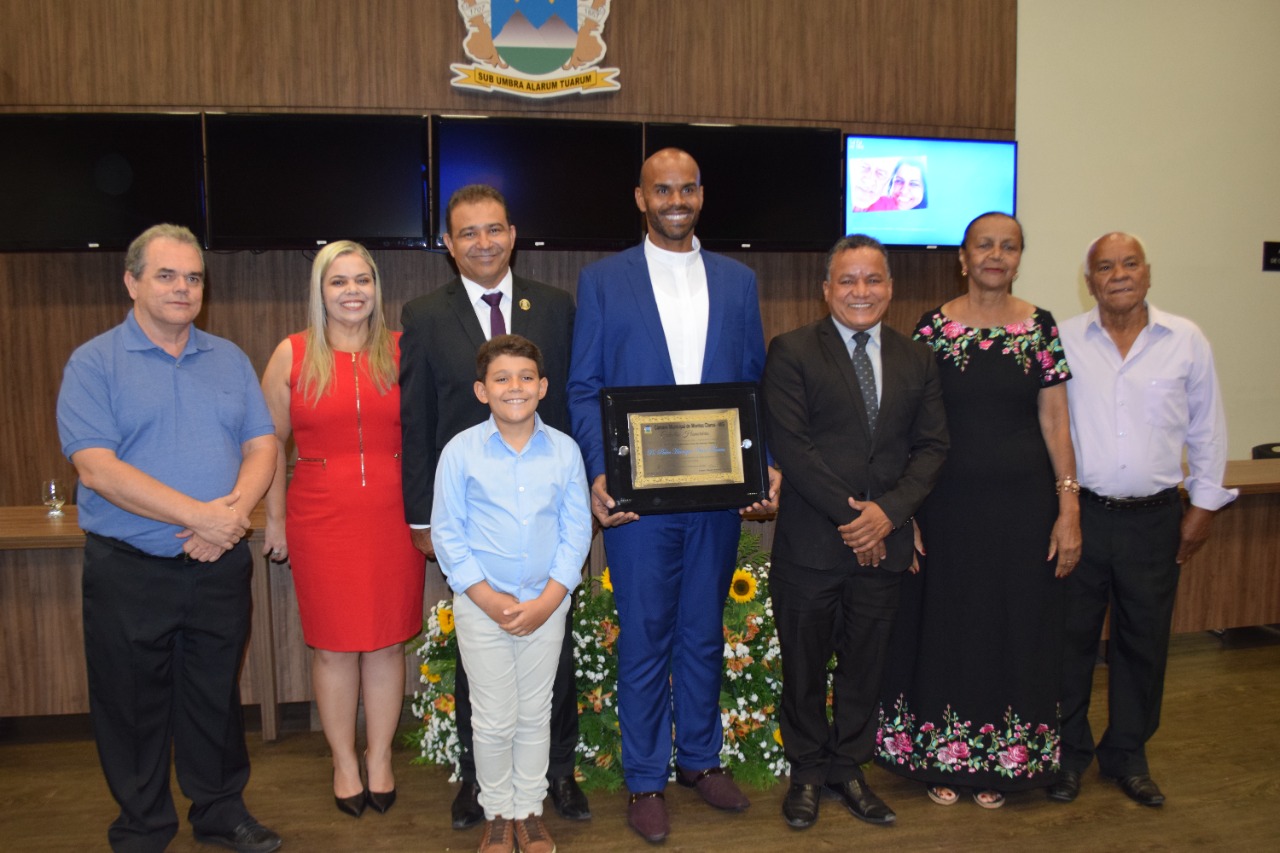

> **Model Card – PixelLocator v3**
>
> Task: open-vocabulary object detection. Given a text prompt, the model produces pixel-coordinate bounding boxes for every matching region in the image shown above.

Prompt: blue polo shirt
[57,311,274,557]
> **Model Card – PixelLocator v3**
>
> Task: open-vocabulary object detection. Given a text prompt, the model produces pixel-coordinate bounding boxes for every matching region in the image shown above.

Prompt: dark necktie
[851,331,878,429]
[480,291,505,338]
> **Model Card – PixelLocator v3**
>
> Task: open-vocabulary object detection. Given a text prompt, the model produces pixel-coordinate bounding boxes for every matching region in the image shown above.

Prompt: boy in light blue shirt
[432,334,591,853]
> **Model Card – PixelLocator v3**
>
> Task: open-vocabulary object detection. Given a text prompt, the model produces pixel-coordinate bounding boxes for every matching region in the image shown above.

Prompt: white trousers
[453,591,570,820]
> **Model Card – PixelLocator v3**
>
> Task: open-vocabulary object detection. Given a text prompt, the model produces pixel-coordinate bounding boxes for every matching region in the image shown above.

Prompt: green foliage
[406,529,787,789]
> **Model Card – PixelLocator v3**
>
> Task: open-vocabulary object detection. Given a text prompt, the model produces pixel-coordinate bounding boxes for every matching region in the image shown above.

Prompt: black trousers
[1059,498,1182,778]
[83,534,255,853]
[455,596,580,782]
[770,558,902,786]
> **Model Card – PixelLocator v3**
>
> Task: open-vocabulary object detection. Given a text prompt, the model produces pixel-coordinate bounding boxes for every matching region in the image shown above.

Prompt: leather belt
[1080,486,1180,512]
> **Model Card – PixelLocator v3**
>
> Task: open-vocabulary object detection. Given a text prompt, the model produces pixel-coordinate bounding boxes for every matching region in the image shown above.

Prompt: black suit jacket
[399,274,575,525]
[762,317,948,573]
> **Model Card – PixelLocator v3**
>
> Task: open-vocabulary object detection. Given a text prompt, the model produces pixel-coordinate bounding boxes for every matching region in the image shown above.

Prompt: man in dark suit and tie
[399,184,588,828]
[762,234,948,829]
[567,148,780,844]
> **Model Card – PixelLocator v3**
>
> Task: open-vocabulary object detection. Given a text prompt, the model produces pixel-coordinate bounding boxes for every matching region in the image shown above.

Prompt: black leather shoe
[1047,769,1081,803]
[367,787,397,814]
[193,819,282,853]
[822,780,896,825]
[782,783,820,829]
[335,789,367,817]
[1111,773,1165,807]
[548,774,592,820]
[451,779,484,830]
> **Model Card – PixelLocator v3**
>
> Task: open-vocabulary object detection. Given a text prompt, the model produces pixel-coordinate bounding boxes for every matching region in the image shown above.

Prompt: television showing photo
[205,113,429,250]
[645,123,843,252]
[845,135,1016,248]
[431,116,644,250]
[0,113,204,252]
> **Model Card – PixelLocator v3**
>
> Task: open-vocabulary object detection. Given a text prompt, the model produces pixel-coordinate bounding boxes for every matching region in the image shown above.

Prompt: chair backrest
[1252,443,1280,459]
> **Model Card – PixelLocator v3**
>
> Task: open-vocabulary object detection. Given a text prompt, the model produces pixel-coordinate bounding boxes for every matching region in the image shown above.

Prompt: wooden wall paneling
[0,0,1015,506]
[0,548,88,716]
[1,253,128,506]
[267,558,312,705]
[1,1,1016,131]
[737,249,967,346]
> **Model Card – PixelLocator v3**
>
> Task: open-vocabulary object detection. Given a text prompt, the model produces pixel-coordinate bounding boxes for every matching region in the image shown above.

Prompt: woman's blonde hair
[297,241,397,405]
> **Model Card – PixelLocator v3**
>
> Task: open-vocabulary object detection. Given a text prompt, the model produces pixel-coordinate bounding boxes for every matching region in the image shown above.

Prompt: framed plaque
[600,382,769,514]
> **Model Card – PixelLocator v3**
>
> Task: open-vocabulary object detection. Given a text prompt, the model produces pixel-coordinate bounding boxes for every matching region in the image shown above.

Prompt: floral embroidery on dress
[875,695,1060,779]
[914,310,1071,383]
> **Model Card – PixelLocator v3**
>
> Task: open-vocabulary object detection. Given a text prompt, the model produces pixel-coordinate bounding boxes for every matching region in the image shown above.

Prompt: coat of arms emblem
[451,0,620,98]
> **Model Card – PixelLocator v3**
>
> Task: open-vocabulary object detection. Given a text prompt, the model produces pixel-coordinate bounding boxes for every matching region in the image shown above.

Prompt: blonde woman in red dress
[262,241,425,818]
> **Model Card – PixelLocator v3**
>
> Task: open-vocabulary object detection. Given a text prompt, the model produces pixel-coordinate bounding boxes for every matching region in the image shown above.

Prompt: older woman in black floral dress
[875,212,1081,809]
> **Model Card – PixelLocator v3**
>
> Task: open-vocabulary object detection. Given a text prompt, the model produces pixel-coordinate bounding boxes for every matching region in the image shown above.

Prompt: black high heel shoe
[334,770,368,818]
[367,788,397,814]
[363,749,397,814]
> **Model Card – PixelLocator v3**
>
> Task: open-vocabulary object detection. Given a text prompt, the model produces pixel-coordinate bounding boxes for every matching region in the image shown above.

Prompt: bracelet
[1056,475,1080,495]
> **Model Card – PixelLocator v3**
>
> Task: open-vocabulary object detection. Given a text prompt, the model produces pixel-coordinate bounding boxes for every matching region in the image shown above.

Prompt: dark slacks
[1059,497,1183,778]
[455,598,580,781]
[82,534,254,853]
[771,558,902,785]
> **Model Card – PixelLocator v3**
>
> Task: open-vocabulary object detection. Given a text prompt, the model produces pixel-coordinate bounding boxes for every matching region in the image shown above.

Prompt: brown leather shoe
[477,818,514,853]
[676,765,750,811]
[627,791,669,843]
[513,814,557,853]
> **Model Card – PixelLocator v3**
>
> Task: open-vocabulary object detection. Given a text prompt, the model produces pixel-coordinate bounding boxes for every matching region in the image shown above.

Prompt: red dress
[286,332,425,651]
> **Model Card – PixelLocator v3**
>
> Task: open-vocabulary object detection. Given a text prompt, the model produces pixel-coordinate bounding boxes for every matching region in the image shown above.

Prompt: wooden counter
[0,506,287,739]
[1174,459,1280,632]
[4,460,1278,731]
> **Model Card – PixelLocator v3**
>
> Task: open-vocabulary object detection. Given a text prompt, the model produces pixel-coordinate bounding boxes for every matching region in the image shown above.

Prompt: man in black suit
[399,184,587,828]
[762,234,947,829]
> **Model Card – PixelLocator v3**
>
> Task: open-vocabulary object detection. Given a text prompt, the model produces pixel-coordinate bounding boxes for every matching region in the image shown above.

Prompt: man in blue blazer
[568,148,779,844]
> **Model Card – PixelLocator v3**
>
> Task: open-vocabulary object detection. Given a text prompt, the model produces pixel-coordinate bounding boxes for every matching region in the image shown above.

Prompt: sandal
[927,785,959,806]
[973,789,1006,809]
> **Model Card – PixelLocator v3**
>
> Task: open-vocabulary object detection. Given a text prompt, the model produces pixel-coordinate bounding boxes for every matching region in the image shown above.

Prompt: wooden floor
[3,629,1279,853]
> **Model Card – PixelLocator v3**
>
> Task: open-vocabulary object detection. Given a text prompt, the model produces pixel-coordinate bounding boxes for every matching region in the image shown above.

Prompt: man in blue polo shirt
[56,225,281,853]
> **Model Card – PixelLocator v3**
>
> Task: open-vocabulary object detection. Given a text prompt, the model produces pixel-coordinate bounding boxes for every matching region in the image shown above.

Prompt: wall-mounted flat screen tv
[205,113,429,250]
[0,113,204,252]
[432,116,643,250]
[645,123,843,252]
[844,135,1017,248]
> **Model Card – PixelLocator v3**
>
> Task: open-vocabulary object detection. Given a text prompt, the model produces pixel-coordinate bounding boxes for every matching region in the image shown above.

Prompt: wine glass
[42,478,66,517]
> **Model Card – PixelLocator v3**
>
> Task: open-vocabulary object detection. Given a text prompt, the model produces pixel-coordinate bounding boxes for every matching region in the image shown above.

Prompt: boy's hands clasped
[465,579,569,637]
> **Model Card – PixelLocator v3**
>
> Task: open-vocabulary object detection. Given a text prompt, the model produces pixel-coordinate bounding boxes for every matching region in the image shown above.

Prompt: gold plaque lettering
[628,408,744,489]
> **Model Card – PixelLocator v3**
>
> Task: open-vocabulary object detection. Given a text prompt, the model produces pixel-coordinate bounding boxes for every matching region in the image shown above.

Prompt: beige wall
[1016,0,1280,458]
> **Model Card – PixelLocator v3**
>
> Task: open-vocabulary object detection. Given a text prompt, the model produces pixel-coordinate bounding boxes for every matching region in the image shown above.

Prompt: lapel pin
[519,298,531,311]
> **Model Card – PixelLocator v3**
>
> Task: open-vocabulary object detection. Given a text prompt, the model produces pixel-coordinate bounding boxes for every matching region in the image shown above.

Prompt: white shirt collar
[643,233,702,268]
[832,317,883,349]
[460,269,514,306]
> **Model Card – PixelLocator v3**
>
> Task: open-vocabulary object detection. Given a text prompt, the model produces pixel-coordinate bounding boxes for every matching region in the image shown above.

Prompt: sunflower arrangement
[406,530,787,790]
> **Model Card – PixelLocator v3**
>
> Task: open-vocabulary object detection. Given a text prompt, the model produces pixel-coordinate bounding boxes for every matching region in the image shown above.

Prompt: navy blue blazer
[567,243,766,481]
